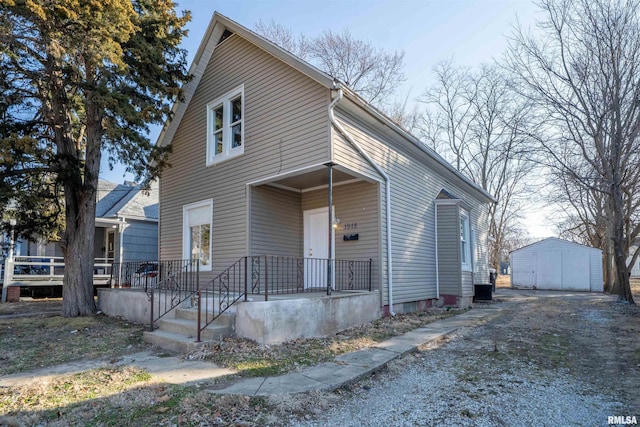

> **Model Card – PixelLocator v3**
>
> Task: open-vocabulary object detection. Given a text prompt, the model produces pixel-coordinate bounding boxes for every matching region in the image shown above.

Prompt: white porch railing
[2,255,113,286]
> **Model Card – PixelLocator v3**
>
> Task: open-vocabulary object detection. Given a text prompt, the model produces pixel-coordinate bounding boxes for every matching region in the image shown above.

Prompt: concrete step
[174,307,236,328]
[146,304,237,354]
[156,317,233,341]
[143,329,203,354]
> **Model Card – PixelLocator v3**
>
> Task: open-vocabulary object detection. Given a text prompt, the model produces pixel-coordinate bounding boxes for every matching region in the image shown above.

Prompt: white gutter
[328,86,395,315]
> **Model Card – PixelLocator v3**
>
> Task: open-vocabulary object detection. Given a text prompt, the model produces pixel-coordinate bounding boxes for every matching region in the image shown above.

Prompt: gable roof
[156,12,334,153]
[96,180,158,221]
[511,237,602,254]
[157,12,495,204]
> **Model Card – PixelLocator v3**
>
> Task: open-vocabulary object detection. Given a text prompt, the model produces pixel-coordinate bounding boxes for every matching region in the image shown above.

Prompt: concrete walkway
[0,351,235,388]
[0,302,506,395]
[208,305,504,396]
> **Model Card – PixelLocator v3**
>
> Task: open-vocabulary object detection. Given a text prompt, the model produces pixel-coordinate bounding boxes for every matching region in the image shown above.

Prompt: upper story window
[207,85,244,165]
[460,210,471,271]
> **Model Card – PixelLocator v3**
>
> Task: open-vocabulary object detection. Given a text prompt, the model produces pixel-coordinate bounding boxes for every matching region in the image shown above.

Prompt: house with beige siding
[153,12,494,336]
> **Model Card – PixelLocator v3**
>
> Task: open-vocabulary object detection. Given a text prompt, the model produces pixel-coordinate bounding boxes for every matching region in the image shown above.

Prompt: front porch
[248,163,382,293]
[99,254,379,348]
[1,256,113,302]
[98,286,380,346]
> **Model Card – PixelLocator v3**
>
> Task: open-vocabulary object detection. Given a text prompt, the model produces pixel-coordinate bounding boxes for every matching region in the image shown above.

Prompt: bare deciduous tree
[419,61,535,270]
[254,22,405,107]
[419,60,476,171]
[385,92,423,134]
[507,0,640,303]
[254,19,309,60]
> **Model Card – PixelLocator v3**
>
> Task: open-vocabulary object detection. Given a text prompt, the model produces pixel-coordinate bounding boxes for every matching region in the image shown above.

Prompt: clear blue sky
[100,0,551,236]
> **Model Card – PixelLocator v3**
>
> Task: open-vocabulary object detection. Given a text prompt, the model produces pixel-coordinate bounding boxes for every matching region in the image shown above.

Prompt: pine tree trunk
[61,182,97,316]
[60,88,102,317]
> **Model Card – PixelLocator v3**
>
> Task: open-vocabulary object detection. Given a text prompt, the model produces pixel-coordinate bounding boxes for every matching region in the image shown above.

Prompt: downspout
[470,228,475,290]
[434,204,440,299]
[328,86,395,315]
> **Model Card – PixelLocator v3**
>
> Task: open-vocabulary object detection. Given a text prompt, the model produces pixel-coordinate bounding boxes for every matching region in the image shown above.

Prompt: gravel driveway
[276,290,640,426]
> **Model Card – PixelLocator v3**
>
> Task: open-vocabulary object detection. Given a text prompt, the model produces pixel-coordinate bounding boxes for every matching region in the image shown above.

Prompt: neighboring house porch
[1,180,158,302]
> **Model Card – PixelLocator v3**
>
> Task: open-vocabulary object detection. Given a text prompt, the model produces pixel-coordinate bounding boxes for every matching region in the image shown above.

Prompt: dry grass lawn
[1,282,638,426]
[0,303,464,426]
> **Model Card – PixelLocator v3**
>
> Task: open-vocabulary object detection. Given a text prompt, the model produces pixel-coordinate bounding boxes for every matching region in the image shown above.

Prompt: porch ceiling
[269,168,355,191]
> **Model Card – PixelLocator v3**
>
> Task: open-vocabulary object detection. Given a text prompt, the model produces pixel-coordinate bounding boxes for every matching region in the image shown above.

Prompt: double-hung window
[183,199,213,271]
[460,210,471,271]
[207,85,244,165]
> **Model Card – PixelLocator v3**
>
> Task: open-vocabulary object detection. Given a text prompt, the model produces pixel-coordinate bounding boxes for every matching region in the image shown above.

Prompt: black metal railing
[197,255,372,341]
[111,259,199,330]
[196,257,248,342]
[243,255,373,296]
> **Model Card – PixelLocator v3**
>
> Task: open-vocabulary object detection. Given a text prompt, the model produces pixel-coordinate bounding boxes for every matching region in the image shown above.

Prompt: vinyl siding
[333,127,380,179]
[333,107,491,305]
[471,203,490,291]
[122,220,158,261]
[301,181,381,289]
[250,185,301,256]
[160,34,331,280]
[437,203,461,296]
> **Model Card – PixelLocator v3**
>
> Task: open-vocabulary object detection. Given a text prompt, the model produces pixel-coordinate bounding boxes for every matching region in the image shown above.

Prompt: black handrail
[197,257,248,342]
[197,255,373,341]
[112,259,199,331]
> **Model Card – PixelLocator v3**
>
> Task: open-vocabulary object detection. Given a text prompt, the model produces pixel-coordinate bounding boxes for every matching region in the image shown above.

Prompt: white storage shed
[510,237,603,292]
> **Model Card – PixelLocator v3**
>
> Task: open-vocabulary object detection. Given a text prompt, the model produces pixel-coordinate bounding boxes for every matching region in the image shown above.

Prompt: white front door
[303,207,335,289]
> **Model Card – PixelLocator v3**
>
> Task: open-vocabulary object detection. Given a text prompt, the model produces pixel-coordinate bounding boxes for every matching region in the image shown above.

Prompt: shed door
[513,252,536,287]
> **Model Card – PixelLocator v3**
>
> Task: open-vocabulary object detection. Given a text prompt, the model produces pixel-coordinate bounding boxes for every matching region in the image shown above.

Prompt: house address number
[344,222,357,230]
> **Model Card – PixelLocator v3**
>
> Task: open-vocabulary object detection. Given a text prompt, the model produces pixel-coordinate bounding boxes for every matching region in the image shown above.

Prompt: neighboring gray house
[2,180,158,297]
[94,179,159,264]
[156,12,495,314]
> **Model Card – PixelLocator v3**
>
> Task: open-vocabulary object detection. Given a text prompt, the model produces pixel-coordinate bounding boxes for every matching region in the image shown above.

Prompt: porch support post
[326,162,334,296]
[117,218,126,288]
[1,219,16,303]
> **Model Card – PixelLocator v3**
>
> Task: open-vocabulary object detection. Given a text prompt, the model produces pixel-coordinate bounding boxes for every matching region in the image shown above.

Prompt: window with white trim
[206,85,244,165]
[183,199,213,271]
[460,210,471,271]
